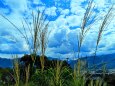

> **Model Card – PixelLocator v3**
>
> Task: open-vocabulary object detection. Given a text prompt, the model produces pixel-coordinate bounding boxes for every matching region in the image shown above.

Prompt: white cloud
[45,6,57,16]
[33,0,43,5]
[60,9,70,15]
[0,0,115,59]
[3,0,28,12]
[66,14,82,27]
[94,0,106,8]
[45,0,115,59]
[71,4,85,15]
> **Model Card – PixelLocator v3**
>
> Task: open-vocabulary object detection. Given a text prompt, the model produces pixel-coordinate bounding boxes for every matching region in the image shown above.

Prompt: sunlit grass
[0,0,114,86]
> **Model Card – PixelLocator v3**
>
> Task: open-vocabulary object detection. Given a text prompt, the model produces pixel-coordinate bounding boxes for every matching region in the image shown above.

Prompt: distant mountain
[0,57,13,68]
[68,53,115,69]
[0,53,115,69]
[0,55,60,68]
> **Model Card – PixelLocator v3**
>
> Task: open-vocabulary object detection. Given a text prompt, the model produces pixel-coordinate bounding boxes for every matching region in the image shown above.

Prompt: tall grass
[71,1,95,84]
[52,60,63,86]
[12,55,20,86]
[1,10,50,73]
[71,0,114,86]
[72,0,94,85]
[25,64,30,86]
[0,0,115,86]
[77,0,95,58]
[0,10,51,85]
[31,11,50,72]
[93,5,114,68]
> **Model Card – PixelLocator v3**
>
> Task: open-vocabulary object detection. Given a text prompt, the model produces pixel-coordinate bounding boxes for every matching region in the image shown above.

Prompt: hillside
[68,53,115,69]
[0,53,115,69]
[0,57,13,68]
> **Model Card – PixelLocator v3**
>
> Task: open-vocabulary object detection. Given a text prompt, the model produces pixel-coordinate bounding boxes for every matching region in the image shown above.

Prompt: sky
[0,0,115,59]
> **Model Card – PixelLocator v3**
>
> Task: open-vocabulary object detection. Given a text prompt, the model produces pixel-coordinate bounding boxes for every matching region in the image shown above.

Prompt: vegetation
[0,0,115,86]
[0,56,109,86]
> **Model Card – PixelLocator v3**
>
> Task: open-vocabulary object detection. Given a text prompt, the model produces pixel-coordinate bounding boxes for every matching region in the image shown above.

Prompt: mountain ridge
[68,53,115,69]
[0,53,115,69]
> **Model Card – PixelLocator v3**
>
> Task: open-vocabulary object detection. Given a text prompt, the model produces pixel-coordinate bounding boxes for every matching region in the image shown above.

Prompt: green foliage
[0,59,113,86]
[0,0,114,86]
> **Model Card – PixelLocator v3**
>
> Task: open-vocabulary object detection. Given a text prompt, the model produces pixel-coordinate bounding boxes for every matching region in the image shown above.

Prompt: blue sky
[0,0,115,59]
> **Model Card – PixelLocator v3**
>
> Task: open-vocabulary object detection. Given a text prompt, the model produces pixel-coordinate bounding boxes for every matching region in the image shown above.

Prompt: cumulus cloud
[0,0,115,59]
[60,9,70,15]
[45,6,57,16]
[33,0,43,5]
[2,0,28,12]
